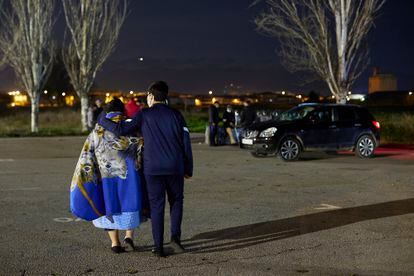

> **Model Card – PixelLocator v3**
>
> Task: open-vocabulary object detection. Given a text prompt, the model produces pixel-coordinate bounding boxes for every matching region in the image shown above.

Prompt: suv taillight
[373,121,380,129]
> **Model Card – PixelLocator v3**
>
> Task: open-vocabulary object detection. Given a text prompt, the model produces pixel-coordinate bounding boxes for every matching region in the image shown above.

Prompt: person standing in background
[240,100,257,128]
[222,105,237,145]
[87,98,104,131]
[125,97,142,119]
[208,101,220,146]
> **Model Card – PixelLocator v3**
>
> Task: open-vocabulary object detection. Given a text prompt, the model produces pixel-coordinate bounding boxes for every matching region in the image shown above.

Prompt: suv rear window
[355,107,375,121]
[336,106,357,122]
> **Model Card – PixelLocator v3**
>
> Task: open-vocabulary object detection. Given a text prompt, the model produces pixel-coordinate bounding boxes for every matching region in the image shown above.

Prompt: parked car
[240,103,380,161]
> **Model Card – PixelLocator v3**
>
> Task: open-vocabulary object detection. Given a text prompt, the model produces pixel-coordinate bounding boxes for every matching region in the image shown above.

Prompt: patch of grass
[0,108,84,137]
[183,112,208,133]
[373,111,414,144]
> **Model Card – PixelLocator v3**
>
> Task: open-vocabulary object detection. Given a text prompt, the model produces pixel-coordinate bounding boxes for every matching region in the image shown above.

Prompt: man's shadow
[184,198,414,254]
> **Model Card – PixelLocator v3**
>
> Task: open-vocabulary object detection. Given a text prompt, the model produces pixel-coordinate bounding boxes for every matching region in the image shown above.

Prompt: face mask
[147,94,154,107]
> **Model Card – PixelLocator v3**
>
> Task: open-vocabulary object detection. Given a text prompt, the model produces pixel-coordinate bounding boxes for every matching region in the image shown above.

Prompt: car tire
[355,135,375,158]
[278,137,301,161]
[250,151,268,158]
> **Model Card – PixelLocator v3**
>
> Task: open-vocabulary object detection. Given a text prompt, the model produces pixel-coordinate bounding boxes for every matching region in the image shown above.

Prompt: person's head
[243,100,251,107]
[105,97,125,114]
[214,101,220,108]
[226,105,233,112]
[95,98,103,108]
[147,81,169,107]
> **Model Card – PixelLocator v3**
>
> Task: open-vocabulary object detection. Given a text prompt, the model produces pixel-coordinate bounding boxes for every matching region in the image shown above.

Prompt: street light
[139,57,144,62]
[409,91,413,96]
[62,92,66,96]
[208,90,213,95]
[44,90,48,94]
[129,90,134,95]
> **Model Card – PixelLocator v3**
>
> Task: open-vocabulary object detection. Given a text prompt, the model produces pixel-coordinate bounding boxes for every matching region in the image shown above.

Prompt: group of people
[208,100,257,146]
[71,81,193,257]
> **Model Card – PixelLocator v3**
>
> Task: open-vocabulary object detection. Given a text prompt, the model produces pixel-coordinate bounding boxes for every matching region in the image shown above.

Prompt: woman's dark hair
[148,81,168,101]
[105,97,125,114]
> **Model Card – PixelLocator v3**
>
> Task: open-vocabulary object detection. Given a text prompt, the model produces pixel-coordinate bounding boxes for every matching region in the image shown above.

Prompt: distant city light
[232,98,241,104]
[61,92,66,96]
[269,99,273,102]
[281,91,286,95]
[8,91,21,96]
[409,91,413,96]
[129,90,134,95]
[194,98,202,106]
[208,90,213,95]
[348,91,352,95]
[52,96,56,100]
[332,95,335,99]
[297,95,302,99]
[44,90,48,94]
[139,57,144,62]
[106,93,110,97]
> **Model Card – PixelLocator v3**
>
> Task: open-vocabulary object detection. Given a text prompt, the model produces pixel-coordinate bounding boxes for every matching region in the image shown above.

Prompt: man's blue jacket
[98,104,193,177]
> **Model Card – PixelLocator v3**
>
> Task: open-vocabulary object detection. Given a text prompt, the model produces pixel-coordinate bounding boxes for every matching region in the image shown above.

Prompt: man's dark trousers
[145,174,184,248]
[209,124,217,146]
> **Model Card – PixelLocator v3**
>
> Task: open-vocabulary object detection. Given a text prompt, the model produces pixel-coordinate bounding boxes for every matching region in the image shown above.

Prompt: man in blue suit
[98,81,193,257]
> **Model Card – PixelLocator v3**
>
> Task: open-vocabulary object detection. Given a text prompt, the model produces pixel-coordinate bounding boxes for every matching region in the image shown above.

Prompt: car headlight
[259,127,277,138]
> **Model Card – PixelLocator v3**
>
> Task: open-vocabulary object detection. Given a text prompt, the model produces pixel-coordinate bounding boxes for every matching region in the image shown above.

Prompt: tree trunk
[80,94,89,132]
[30,95,40,133]
[336,88,347,104]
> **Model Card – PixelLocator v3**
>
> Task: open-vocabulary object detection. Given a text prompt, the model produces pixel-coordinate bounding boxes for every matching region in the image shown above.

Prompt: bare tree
[62,0,128,131]
[255,0,385,103]
[0,0,55,132]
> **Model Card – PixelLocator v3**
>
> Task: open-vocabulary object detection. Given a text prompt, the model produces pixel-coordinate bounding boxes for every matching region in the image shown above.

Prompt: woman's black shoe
[111,246,126,254]
[151,248,166,258]
[124,238,135,251]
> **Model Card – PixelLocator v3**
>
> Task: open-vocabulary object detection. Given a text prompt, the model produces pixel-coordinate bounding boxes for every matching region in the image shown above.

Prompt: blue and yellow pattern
[70,112,144,223]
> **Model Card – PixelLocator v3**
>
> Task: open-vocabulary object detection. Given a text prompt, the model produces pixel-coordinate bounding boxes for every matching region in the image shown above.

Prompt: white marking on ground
[0,159,14,162]
[314,203,341,210]
[53,217,84,223]
[0,187,40,191]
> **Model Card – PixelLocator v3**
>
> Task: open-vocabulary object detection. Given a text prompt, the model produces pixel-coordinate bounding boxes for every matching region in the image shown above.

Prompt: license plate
[242,138,253,145]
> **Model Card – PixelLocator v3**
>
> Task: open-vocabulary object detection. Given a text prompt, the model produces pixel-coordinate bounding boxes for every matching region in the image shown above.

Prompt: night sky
[0,0,413,95]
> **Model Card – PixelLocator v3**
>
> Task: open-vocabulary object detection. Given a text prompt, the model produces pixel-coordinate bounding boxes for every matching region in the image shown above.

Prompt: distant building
[368,67,397,94]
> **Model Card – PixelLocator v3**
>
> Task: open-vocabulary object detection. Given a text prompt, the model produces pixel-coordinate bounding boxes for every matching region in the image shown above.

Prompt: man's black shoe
[170,237,185,254]
[151,248,166,258]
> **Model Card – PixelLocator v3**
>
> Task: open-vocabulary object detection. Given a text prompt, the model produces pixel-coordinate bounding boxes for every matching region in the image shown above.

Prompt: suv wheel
[356,135,375,158]
[279,137,301,161]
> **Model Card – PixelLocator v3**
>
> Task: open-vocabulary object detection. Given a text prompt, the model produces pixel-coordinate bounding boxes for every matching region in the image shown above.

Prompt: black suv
[240,103,380,161]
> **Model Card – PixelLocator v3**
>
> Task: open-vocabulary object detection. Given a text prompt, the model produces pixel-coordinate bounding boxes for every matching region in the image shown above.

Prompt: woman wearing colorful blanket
[70,98,146,254]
